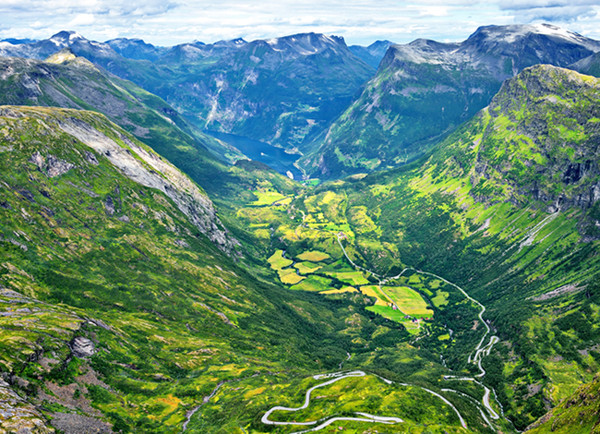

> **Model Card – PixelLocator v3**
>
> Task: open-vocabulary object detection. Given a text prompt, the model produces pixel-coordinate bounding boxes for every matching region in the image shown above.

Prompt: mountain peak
[493,64,599,105]
[49,30,85,46]
[265,32,346,55]
[466,23,599,49]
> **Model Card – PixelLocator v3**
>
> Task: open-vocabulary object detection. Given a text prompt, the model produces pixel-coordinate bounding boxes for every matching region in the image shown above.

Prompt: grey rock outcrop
[29,151,74,177]
[0,378,54,433]
[69,336,95,358]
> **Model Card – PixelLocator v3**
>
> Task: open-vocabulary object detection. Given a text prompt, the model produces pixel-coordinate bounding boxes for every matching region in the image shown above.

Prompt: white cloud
[0,0,599,46]
[69,13,95,26]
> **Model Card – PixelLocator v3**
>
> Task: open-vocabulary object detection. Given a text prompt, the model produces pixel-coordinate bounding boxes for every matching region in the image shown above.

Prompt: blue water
[206,131,303,180]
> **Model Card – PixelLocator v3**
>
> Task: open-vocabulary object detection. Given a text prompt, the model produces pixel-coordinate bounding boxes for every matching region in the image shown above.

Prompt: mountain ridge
[304,23,600,178]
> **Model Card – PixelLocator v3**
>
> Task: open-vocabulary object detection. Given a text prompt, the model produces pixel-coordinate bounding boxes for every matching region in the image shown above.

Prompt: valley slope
[1,31,376,156]
[227,65,600,431]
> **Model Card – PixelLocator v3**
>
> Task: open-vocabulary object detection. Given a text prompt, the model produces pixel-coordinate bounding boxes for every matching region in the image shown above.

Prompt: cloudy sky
[1,0,599,46]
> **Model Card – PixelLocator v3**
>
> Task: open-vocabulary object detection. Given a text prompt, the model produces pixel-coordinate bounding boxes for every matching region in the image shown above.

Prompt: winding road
[260,230,505,432]
[261,370,467,433]
[185,222,503,433]
[336,234,502,426]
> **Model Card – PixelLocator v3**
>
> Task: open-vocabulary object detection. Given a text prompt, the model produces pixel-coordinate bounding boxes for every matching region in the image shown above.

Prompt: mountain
[105,38,167,61]
[526,372,600,433]
[0,51,248,184]
[0,31,376,158]
[144,32,376,153]
[0,31,108,60]
[304,23,600,179]
[339,65,600,428]
[349,40,393,68]
[572,51,600,77]
[3,26,600,434]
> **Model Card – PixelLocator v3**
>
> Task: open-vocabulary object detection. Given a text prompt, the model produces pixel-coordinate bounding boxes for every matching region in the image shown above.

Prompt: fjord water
[207,130,303,179]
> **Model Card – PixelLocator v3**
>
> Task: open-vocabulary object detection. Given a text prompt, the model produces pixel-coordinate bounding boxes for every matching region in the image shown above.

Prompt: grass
[278,268,305,285]
[296,250,330,262]
[385,286,433,317]
[290,275,333,292]
[323,271,370,286]
[268,249,293,270]
[250,190,288,206]
[431,291,449,307]
[366,305,406,322]
[322,286,357,295]
[294,262,322,275]
[360,286,389,306]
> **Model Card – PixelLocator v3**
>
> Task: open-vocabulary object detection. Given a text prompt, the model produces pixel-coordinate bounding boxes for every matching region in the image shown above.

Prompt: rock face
[29,152,74,177]
[0,53,234,178]
[58,116,238,252]
[3,106,239,254]
[426,65,600,214]
[69,336,95,358]
[0,31,375,154]
[0,379,54,433]
[306,24,600,179]
[477,65,600,210]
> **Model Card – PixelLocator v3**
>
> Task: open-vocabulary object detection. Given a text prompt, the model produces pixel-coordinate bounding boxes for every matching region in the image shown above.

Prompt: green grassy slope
[0,52,244,185]
[526,372,600,433]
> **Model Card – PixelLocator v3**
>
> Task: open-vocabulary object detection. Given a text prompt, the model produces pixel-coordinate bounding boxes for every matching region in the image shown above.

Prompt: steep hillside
[526,372,600,433]
[573,51,600,78]
[336,65,600,428]
[305,24,600,178]
[0,106,397,433]
[151,32,375,153]
[0,51,247,180]
[230,65,600,430]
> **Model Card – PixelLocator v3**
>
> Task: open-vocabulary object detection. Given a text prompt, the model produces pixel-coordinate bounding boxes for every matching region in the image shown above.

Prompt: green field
[294,261,322,275]
[385,286,433,317]
[250,189,288,206]
[278,267,305,285]
[268,249,293,270]
[431,290,449,307]
[296,250,331,262]
[324,270,370,286]
[290,275,333,292]
[360,285,389,305]
[322,286,357,294]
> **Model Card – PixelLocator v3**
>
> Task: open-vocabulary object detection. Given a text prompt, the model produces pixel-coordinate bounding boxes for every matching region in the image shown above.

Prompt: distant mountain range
[0,31,380,161]
[3,25,600,181]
